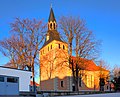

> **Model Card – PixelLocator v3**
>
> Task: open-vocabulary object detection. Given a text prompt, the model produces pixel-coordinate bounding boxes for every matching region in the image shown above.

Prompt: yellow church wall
[40,39,73,91]
[40,40,72,81]
[78,70,109,91]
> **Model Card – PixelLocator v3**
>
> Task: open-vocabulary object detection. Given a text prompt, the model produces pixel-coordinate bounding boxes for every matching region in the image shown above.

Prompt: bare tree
[59,16,100,91]
[112,64,120,91]
[59,16,77,91]
[0,18,46,92]
[113,64,120,78]
[97,60,110,78]
[97,60,110,91]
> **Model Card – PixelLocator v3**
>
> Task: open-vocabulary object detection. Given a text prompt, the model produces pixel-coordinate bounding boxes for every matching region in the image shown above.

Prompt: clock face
[46,35,49,41]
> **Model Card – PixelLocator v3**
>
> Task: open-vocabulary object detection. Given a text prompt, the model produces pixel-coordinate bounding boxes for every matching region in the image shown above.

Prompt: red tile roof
[71,56,108,71]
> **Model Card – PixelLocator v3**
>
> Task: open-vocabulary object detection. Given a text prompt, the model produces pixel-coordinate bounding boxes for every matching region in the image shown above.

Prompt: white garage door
[0,75,19,95]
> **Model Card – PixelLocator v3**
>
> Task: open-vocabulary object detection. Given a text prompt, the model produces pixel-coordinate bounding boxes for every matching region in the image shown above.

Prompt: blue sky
[0,0,120,69]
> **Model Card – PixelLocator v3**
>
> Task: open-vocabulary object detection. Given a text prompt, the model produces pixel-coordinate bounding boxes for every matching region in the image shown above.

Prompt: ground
[57,93,120,97]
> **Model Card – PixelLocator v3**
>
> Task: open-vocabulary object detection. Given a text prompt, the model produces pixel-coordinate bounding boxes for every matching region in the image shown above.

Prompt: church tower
[40,7,72,91]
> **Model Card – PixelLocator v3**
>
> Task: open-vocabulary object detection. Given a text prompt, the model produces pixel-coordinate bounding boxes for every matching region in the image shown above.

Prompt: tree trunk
[32,64,36,93]
[75,64,79,91]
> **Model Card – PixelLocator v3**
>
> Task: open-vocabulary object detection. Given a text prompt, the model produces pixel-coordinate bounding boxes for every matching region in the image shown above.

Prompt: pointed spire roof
[48,7,56,22]
[40,7,67,49]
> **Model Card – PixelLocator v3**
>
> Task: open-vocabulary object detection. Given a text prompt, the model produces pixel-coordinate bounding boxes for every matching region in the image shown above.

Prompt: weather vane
[50,0,53,8]
[51,3,52,8]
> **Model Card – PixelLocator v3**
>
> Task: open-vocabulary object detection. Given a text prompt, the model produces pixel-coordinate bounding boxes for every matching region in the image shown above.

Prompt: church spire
[48,7,57,30]
[48,6,56,22]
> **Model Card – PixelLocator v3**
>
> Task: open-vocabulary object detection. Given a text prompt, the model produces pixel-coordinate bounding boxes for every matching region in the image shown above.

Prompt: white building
[0,66,32,95]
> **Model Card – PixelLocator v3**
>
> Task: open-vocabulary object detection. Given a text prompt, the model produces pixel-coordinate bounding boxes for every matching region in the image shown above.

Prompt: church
[39,7,109,91]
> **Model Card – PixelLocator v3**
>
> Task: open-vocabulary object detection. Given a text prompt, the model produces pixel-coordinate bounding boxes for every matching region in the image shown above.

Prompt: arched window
[51,45,52,49]
[54,23,56,29]
[50,23,52,29]
[48,46,49,51]
[63,45,65,50]
[58,44,60,49]
[85,75,87,85]
[61,81,64,87]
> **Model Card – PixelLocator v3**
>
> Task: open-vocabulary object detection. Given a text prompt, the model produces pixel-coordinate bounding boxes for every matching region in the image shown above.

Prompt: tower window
[48,46,49,51]
[43,50,44,54]
[51,45,52,49]
[54,23,56,29]
[63,45,65,50]
[58,44,60,49]
[50,23,52,29]
[60,81,64,87]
